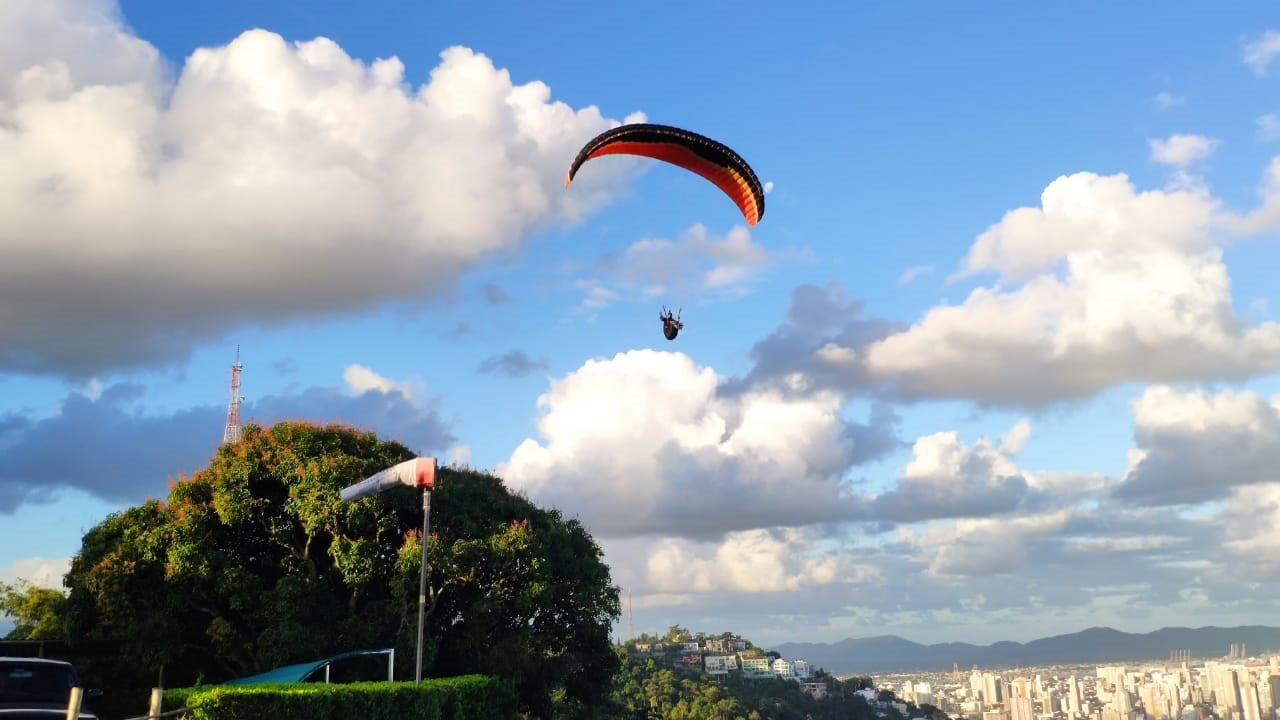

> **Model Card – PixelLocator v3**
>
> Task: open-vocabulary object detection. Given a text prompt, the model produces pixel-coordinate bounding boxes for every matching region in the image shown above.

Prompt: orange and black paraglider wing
[565,123,765,226]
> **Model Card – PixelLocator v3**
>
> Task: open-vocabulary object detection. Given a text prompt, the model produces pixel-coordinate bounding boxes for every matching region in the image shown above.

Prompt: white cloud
[1064,535,1187,553]
[579,224,781,309]
[343,364,414,399]
[957,173,1218,282]
[859,173,1280,407]
[0,0,165,101]
[1154,91,1185,110]
[1243,30,1280,76]
[646,528,881,593]
[1258,114,1280,142]
[498,350,871,538]
[447,443,471,467]
[914,511,1071,577]
[1149,134,1220,167]
[871,424,1030,521]
[897,265,934,286]
[0,2,642,377]
[999,418,1032,455]
[1217,483,1280,579]
[0,556,72,590]
[1114,385,1280,506]
[1023,470,1113,497]
[764,181,775,193]
[1228,156,1280,234]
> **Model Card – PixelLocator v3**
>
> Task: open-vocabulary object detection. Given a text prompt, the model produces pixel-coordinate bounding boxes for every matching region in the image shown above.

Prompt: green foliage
[58,421,620,720]
[664,625,690,642]
[599,647,882,720]
[162,675,516,720]
[0,581,70,641]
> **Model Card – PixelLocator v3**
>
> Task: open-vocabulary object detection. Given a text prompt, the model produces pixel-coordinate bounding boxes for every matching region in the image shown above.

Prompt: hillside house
[676,652,701,670]
[740,657,773,679]
[801,682,829,699]
[704,655,737,676]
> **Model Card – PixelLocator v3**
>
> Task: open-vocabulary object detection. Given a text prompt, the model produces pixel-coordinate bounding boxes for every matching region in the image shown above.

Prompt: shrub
[161,675,516,720]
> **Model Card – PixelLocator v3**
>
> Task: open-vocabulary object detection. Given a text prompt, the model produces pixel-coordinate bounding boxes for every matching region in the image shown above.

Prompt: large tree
[61,421,620,718]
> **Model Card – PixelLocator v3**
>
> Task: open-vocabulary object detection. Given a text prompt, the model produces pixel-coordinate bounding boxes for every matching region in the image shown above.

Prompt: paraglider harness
[660,306,683,341]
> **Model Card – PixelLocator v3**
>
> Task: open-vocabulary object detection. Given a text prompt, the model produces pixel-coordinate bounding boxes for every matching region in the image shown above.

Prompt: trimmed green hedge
[161,675,516,720]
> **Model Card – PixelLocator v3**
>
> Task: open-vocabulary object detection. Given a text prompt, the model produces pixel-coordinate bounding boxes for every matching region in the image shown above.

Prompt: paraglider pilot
[660,306,683,341]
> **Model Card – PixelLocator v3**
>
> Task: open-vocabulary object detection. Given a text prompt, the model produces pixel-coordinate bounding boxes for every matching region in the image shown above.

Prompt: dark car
[0,657,102,720]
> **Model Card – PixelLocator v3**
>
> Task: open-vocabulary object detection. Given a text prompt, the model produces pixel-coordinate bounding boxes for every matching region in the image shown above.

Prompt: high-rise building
[1011,697,1034,720]
[985,674,1005,707]
[1068,676,1083,718]
[1241,675,1263,720]
[1112,687,1132,715]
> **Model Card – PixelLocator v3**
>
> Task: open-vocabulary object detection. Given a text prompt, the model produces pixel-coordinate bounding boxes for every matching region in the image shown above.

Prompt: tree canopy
[602,648,887,720]
[0,581,69,641]
[51,421,619,719]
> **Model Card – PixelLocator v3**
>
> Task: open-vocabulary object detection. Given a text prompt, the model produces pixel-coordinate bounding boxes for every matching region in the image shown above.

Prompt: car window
[0,662,75,704]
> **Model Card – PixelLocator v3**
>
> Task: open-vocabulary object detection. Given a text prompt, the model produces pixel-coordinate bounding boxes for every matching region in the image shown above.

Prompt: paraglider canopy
[565,123,765,227]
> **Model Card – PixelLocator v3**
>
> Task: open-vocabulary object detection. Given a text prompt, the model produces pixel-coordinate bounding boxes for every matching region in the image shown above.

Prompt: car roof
[0,657,74,666]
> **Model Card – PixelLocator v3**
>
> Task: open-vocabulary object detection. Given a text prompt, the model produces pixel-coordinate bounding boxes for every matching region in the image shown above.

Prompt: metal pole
[65,688,82,720]
[147,688,162,719]
[415,487,431,683]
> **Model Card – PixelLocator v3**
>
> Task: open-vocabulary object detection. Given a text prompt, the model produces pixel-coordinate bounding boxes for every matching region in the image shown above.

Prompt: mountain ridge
[770,625,1280,675]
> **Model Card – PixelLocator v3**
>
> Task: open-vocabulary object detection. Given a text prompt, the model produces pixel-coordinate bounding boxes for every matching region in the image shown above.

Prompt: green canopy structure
[223,648,395,685]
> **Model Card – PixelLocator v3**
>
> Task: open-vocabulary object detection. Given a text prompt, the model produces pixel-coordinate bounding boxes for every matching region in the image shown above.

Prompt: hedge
[161,674,517,720]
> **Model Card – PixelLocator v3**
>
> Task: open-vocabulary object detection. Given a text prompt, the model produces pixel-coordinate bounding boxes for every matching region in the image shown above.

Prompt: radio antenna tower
[222,345,244,445]
[628,591,635,642]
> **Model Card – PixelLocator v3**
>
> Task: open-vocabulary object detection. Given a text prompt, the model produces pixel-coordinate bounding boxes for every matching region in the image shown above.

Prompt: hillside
[771,625,1280,675]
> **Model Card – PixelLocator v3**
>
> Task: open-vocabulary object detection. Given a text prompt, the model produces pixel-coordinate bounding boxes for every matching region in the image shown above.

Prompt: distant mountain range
[771,626,1280,675]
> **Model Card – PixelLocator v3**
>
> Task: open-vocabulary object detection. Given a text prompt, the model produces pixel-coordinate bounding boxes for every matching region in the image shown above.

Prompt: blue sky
[4,0,1280,647]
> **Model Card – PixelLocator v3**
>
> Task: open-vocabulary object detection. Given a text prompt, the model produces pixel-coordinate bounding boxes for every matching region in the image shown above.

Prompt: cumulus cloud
[730,281,903,395]
[0,1,642,377]
[0,556,72,590]
[0,376,454,512]
[580,224,783,307]
[1244,30,1280,76]
[852,173,1280,408]
[343,364,415,399]
[1149,134,1220,167]
[913,510,1071,577]
[871,426,1031,522]
[1217,483,1280,580]
[1113,385,1280,506]
[956,173,1218,282]
[498,350,891,538]
[476,349,547,377]
[646,528,881,593]
[1227,157,1280,234]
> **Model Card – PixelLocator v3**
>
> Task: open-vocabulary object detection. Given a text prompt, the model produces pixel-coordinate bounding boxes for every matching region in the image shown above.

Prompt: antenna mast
[628,591,635,642]
[222,345,244,444]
